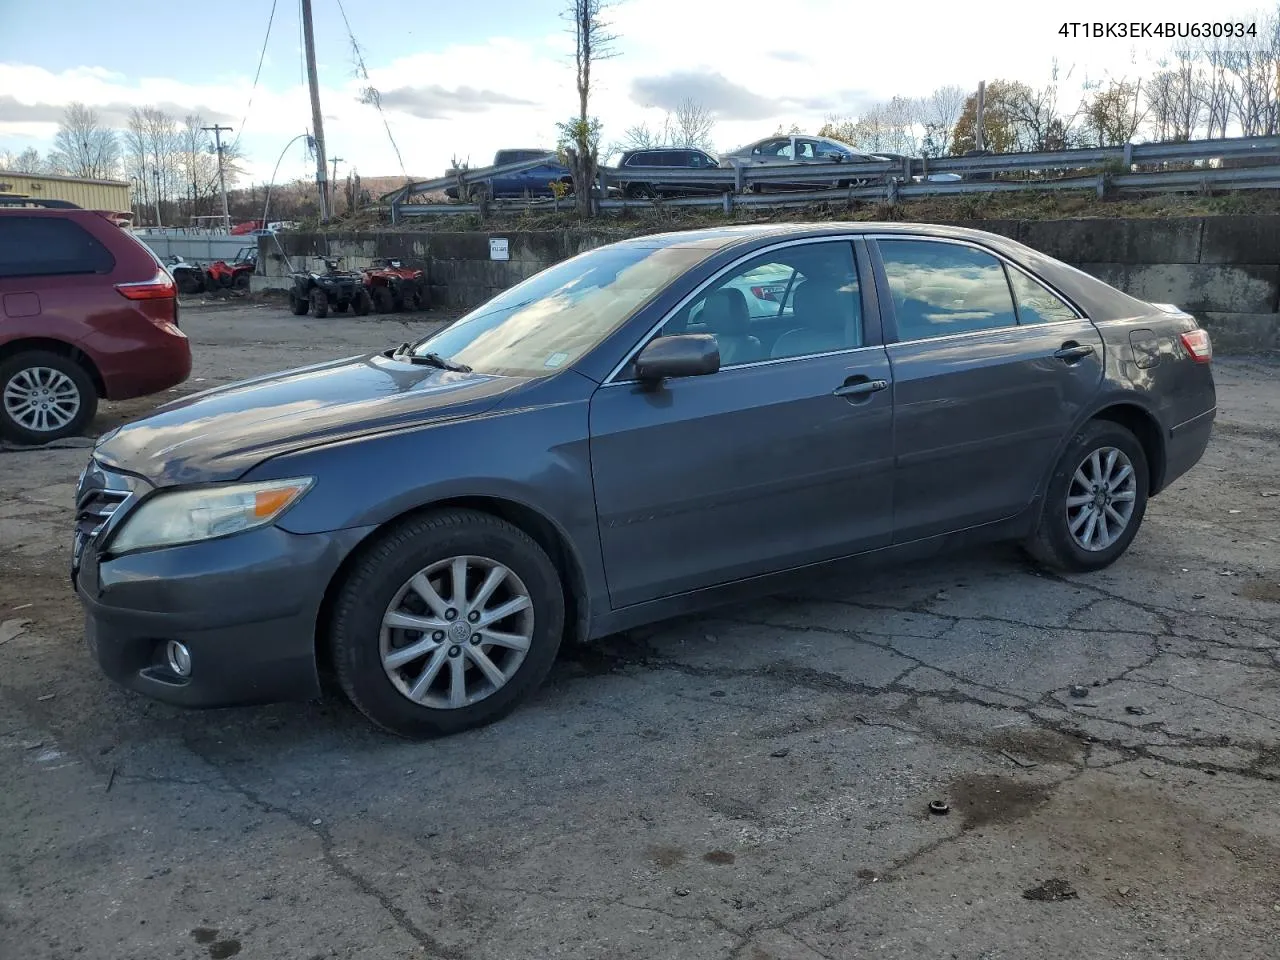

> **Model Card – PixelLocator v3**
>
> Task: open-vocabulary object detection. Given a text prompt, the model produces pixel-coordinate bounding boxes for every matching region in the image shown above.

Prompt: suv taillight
[1179,328,1212,364]
[115,270,177,301]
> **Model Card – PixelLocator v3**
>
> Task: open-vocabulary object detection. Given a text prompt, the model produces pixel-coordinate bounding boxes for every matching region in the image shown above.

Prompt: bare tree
[1224,12,1280,136]
[51,103,121,179]
[673,98,715,149]
[920,85,966,156]
[1198,40,1235,138]
[0,147,49,174]
[557,0,616,216]
[1082,79,1147,146]
[618,115,675,151]
[1005,61,1084,151]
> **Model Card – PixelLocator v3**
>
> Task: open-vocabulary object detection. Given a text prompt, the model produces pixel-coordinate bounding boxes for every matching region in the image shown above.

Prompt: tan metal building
[0,170,131,213]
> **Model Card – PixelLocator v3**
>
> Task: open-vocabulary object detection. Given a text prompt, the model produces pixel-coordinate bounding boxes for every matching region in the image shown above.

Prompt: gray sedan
[72,223,1216,738]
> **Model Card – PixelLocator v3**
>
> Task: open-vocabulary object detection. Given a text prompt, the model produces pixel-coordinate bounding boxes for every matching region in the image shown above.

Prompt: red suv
[0,200,191,444]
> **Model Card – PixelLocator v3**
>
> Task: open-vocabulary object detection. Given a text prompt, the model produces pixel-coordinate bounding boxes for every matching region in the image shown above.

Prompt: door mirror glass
[634,334,720,381]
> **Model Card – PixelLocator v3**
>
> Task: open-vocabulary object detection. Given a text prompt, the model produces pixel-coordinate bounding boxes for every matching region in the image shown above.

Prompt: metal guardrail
[393,163,1280,217]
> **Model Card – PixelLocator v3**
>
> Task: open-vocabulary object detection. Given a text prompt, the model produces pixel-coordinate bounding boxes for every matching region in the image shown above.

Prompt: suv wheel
[330,508,565,738]
[311,288,329,318]
[1025,420,1149,572]
[0,350,98,444]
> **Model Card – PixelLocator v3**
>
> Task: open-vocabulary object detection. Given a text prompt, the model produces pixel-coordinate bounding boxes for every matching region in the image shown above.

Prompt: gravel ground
[2,303,1279,960]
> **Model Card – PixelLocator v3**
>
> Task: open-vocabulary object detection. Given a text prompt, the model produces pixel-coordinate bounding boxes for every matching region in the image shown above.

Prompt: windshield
[409,244,709,377]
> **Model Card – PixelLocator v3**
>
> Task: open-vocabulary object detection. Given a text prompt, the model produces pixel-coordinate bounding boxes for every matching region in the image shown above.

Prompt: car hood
[93,352,522,485]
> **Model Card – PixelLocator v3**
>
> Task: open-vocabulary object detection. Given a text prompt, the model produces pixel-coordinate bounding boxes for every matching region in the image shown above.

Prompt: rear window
[0,216,116,278]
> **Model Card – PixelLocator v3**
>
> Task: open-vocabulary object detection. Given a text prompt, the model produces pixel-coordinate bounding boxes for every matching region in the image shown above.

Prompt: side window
[659,242,862,367]
[1008,269,1077,324]
[879,240,1016,341]
[0,217,115,279]
[796,140,818,160]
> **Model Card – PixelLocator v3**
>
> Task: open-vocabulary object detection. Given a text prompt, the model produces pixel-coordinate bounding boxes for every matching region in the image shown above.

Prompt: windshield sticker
[544,352,569,368]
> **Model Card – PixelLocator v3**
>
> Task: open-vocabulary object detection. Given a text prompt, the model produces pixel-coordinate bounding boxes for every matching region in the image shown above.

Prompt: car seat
[771,280,857,358]
[700,288,762,365]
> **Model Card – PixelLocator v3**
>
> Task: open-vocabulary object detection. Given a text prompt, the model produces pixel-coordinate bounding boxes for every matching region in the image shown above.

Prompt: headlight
[108,477,315,554]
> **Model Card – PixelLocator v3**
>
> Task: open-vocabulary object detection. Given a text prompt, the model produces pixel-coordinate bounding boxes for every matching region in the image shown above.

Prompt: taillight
[1179,328,1212,363]
[116,270,177,301]
[750,285,780,302]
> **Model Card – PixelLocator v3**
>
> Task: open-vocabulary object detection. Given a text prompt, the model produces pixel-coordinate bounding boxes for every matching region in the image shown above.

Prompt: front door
[872,236,1105,542]
[588,239,896,609]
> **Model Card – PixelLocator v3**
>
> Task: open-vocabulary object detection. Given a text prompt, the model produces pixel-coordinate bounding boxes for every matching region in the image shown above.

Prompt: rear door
[588,238,896,609]
[871,235,1105,542]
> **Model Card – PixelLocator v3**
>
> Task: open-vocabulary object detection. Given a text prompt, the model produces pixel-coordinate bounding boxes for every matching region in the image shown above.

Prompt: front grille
[75,488,129,543]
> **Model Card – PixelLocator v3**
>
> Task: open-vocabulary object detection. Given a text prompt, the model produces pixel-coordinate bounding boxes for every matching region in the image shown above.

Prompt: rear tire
[290,291,310,315]
[233,272,251,290]
[330,509,565,739]
[0,350,98,444]
[372,286,393,313]
[1024,420,1149,573]
[311,288,329,318]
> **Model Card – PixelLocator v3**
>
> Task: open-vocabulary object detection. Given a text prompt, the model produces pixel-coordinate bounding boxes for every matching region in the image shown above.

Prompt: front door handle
[1053,342,1096,363]
[833,377,889,399]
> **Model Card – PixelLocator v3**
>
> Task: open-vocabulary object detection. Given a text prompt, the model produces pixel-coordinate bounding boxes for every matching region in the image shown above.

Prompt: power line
[227,0,279,156]
[333,0,408,179]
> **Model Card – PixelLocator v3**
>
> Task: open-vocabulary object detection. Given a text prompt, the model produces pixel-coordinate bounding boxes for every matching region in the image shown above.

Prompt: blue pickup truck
[445,149,573,200]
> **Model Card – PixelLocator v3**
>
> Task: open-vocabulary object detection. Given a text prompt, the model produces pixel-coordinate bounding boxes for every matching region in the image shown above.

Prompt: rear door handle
[1053,343,1095,363]
[833,378,889,398]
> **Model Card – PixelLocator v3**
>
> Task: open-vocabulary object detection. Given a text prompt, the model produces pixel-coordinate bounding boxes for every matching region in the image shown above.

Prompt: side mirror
[633,334,720,382]
[826,152,845,162]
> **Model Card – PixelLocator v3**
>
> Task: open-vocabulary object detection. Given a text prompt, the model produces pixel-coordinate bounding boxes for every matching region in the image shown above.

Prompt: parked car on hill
[0,198,190,444]
[617,147,723,198]
[720,135,887,190]
[444,149,573,200]
[72,222,1215,738]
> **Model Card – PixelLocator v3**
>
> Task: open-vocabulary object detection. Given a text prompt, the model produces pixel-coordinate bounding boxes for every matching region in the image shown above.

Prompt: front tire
[0,350,98,444]
[352,289,372,316]
[1024,420,1149,573]
[330,509,565,738]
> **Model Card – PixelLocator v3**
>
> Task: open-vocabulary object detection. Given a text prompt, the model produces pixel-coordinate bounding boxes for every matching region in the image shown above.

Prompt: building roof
[0,170,129,187]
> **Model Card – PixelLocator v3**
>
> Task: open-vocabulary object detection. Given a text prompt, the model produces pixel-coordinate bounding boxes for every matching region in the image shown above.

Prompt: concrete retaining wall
[258,216,1280,352]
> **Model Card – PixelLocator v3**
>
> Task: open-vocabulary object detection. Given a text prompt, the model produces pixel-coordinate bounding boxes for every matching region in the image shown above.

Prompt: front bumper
[74,521,374,708]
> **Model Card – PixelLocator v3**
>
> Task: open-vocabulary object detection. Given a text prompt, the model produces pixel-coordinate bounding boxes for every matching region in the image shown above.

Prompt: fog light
[165,640,192,677]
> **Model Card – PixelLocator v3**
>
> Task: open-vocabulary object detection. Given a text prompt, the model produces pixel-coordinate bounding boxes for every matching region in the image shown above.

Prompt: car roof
[605,221,1030,251]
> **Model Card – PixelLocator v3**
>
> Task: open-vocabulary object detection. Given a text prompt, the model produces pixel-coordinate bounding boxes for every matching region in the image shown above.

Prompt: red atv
[204,247,258,292]
[362,258,426,312]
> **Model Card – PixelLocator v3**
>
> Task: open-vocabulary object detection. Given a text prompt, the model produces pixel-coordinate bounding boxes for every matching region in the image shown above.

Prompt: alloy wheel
[3,366,81,434]
[1065,446,1138,552]
[379,555,534,709]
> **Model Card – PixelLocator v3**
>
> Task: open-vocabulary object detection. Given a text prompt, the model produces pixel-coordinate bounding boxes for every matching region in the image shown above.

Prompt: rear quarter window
[0,216,116,278]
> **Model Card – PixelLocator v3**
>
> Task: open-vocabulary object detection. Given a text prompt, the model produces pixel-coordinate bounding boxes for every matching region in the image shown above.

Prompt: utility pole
[300,0,330,222]
[975,80,986,152]
[152,168,162,228]
[203,123,234,231]
[330,156,344,214]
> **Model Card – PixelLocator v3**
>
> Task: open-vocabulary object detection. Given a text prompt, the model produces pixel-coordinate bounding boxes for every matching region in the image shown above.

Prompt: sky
[0,0,1272,186]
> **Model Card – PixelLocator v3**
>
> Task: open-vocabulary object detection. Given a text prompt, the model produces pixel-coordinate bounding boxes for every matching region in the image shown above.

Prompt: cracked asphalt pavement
[2,304,1279,960]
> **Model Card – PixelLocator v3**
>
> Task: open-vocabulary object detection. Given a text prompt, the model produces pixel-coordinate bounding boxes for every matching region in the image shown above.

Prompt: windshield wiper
[392,343,472,372]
